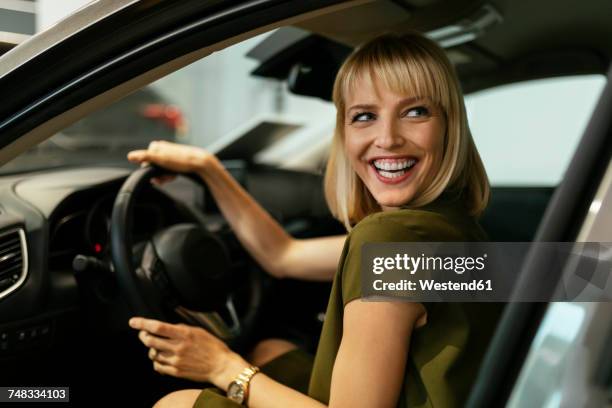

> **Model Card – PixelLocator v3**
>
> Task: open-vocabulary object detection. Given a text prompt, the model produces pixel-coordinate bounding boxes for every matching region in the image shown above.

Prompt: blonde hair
[324,32,489,230]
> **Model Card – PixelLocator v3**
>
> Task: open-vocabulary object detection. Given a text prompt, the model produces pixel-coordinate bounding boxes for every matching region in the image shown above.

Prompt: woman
[127,32,502,407]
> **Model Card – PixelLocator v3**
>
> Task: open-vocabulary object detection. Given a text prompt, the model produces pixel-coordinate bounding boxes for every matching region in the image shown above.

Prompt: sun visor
[247,27,351,101]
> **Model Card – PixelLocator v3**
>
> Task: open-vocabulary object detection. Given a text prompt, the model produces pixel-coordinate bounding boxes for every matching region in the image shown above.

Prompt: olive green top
[307,192,504,407]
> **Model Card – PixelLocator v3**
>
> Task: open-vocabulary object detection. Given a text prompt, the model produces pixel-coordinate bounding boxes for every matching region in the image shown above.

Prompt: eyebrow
[346,97,425,114]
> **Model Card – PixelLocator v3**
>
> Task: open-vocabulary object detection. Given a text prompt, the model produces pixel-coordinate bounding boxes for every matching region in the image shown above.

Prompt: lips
[369,156,418,185]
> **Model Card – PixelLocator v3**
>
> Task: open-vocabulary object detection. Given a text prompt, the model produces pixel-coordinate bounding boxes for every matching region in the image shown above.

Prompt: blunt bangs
[337,36,451,126]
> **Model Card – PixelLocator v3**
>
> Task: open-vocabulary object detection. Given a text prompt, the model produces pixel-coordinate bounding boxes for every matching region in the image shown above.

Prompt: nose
[374,117,404,150]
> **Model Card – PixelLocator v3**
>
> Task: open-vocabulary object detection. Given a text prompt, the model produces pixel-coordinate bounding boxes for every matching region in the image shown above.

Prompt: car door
[466,67,612,407]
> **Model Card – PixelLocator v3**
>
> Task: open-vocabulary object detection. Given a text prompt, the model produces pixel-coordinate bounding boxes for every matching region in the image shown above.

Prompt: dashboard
[0,161,337,368]
[48,183,171,270]
[0,165,202,359]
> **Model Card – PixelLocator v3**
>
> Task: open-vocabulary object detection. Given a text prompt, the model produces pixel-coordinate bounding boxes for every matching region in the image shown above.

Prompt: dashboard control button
[17,330,26,341]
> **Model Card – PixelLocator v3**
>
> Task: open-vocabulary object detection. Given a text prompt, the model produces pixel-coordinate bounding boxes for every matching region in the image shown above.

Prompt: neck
[381,205,401,212]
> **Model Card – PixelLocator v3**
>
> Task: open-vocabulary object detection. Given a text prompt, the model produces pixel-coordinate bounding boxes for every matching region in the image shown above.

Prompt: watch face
[228,382,245,402]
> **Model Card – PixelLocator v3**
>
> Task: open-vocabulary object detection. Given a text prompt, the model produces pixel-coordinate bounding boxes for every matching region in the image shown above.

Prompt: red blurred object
[141,103,186,131]
[94,243,103,253]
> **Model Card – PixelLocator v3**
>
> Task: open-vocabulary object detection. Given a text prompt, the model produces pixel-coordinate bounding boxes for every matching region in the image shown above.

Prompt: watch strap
[227,365,260,405]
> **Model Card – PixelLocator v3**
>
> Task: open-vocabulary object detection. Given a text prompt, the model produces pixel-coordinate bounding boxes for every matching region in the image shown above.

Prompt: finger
[149,348,175,366]
[129,317,181,338]
[148,347,172,360]
[127,150,148,162]
[148,140,166,151]
[153,361,179,377]
[159,174,177,182]
[151,175,176,185]
[138,330,176,352]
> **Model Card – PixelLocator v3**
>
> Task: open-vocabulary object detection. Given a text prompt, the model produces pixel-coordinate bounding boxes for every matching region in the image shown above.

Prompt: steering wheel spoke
[174,298,241,340]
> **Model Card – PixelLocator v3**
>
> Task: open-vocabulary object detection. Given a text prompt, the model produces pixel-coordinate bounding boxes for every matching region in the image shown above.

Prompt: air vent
[0,228,28,300]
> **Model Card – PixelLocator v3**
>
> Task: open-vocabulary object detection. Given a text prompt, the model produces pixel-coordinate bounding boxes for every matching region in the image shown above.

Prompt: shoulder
[338,207,477,306]
[338,209,460,306]
[348,208,465,245]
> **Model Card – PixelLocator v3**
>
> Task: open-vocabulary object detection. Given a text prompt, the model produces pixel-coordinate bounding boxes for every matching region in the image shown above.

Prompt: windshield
[1,87,183,174]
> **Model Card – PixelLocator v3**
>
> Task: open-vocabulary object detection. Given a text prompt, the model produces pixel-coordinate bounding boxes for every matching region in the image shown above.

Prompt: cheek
[418,120,446,161]
[433,122,446,162]
[344,133,367,168]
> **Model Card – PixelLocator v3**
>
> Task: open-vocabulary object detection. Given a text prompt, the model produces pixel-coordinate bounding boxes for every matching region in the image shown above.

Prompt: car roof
[297,0,612,60]
[294,0,611,91]
[2,0,609,91]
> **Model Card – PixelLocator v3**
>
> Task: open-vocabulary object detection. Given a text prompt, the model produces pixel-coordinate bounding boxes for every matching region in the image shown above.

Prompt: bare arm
[225,367,327,408]
[129,317,327,407]
[329,300,426,407]
[128,141,345,281]
[130,284,425,408]
[131,303,424,408]
[198,155,344,281]
[211,300,426,408]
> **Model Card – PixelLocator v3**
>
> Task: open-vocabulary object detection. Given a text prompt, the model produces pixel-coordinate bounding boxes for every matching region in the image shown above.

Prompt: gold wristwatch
[227,365,260,405]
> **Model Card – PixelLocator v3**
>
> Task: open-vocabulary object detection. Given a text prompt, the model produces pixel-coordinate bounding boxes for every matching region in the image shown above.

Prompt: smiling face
[343,76,446,210]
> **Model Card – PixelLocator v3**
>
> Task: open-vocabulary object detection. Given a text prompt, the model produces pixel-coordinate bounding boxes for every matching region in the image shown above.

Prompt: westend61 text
[373,279,493,291]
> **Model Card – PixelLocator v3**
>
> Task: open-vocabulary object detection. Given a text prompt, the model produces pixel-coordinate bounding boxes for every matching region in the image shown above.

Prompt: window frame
[466,66,612,407]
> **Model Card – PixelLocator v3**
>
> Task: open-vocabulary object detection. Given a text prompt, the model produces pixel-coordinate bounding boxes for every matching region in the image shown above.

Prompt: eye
[351,111,376,123]
[404,106,430,118]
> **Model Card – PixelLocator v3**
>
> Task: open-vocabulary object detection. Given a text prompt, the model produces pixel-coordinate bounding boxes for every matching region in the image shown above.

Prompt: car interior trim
[576,160,612,243]
[425,4,503,48]
[0,227,28,301]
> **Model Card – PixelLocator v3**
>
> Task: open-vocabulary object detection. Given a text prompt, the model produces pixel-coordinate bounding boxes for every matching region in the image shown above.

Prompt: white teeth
[372,158,416,180]
[373,159,416,171]
[378,170,407,179]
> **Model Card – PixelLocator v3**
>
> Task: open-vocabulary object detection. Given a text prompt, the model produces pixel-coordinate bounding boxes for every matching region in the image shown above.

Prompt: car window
[0,30,337,175]
[465,75,606,186]
[506,302,587,407]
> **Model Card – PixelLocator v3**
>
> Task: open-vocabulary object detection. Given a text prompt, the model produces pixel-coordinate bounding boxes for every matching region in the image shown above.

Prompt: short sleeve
[193,388,242,408]
[340,213,432,307]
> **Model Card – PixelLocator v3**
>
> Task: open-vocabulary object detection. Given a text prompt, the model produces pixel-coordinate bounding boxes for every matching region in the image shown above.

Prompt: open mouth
[369,158,418,183]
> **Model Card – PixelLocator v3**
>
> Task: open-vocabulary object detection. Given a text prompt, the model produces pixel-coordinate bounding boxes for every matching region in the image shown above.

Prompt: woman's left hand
[128,317,247,387]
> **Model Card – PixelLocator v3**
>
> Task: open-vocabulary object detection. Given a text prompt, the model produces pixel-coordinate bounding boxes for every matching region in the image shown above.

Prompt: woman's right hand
[127,140,214,175]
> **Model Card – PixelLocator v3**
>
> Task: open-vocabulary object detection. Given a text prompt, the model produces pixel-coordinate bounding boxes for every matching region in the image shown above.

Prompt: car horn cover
[151,223,232,311]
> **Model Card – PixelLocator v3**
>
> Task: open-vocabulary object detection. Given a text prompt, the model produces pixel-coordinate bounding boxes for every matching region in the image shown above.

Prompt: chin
[371,190,415,209]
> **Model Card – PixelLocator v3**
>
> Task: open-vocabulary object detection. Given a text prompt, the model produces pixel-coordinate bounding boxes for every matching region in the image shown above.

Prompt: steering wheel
[111,165,264,350]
